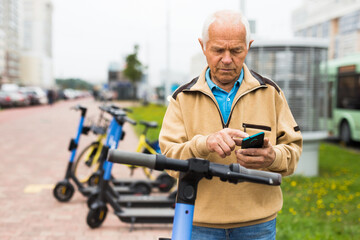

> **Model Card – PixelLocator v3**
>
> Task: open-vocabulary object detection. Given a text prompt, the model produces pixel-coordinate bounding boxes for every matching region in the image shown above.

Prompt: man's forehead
[208,23,246,41]
[207,39,246,48]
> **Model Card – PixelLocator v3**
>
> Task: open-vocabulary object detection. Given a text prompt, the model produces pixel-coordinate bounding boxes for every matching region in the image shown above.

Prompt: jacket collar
[189,64,267,97]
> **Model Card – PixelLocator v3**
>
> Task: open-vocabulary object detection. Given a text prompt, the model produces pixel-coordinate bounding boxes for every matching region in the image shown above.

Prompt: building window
[322,21,330,38]
[339,10,360,34]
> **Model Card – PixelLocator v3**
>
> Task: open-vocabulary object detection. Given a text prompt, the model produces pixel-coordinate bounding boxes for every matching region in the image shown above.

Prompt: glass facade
[246,43,328,132]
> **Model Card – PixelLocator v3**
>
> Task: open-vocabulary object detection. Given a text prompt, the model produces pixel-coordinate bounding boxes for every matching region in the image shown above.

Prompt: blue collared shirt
[205,68,244,124]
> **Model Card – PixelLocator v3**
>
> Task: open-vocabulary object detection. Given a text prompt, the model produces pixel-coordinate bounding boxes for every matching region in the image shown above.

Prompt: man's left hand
[235,138,276,169]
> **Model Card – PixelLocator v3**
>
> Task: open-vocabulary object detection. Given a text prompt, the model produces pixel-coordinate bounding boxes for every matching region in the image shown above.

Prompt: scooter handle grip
[108,150,156,169]
[230,164,282,185]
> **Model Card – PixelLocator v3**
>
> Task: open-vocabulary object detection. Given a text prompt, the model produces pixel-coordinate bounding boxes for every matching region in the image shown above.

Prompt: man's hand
[235,138,276,169]
[206,128,249,158]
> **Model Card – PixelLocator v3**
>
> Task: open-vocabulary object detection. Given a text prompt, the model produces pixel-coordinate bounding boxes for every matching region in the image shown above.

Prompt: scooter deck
[115,208,174,223]
[112,178,152,186]
[83,185,133,195]
[117,195,175,208]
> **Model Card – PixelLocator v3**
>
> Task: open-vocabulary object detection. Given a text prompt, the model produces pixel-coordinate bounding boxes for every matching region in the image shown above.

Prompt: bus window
[337,74,360,110]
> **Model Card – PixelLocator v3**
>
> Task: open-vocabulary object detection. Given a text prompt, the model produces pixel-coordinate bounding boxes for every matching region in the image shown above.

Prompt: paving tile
[0,98,172,240]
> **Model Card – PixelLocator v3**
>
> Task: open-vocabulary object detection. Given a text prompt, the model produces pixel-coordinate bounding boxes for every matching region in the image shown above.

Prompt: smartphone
[241,132,265,149]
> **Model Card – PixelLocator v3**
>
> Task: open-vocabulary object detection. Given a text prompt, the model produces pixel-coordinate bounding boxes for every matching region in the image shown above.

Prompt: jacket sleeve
[267,90,303,176]
[159,96,210,177]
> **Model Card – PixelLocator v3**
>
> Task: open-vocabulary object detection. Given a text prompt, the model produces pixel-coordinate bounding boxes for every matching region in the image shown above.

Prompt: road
[0,98,172,240]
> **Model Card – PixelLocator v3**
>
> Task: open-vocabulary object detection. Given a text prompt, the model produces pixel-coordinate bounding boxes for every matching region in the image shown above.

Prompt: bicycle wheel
[73,142,101,184]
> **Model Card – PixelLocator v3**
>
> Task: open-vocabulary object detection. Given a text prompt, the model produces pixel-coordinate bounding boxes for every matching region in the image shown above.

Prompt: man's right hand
[206,128,249,158]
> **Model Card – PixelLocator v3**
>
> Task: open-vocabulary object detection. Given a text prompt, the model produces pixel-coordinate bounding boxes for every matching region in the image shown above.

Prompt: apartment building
[19,0,53,87]
[292,0,360,59]
[0,0,20,84]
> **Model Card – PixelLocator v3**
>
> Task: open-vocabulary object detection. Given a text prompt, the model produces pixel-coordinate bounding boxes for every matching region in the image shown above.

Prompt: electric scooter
[53,105,145,202]
[107,150,282,240]
[53,105,93,202]
[86,107,174,229]
[88,119,175,193]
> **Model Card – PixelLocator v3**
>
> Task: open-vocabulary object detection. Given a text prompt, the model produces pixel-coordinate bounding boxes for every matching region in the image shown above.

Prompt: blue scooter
[107,150,282,240]
[86,106,174,229]
[53,105,92,202]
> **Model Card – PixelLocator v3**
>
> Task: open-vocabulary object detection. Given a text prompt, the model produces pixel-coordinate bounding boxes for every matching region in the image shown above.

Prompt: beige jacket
[159,64,303,228]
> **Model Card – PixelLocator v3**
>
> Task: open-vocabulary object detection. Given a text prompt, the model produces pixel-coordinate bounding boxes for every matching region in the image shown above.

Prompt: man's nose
[221,51,232,65]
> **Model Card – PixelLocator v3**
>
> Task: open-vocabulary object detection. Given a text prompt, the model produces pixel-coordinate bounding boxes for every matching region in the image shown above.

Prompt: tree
[123,44,144,84]
[55,78,93,90]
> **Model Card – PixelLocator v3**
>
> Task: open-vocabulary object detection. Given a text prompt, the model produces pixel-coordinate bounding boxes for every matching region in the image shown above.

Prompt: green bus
[326,54,360,144]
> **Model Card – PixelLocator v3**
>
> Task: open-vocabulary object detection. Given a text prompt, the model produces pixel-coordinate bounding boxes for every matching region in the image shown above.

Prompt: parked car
[19,87,47,105]
[0,91,13,108]
[0,91,30,107]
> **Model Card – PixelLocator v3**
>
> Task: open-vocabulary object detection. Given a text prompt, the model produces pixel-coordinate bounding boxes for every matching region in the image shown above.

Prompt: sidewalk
[0,98,172,240]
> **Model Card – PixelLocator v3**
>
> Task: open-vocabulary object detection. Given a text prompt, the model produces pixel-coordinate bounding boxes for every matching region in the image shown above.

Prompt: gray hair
[201,10,251,50]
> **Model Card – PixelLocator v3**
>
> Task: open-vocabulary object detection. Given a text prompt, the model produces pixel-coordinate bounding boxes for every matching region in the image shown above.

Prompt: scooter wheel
[88,173,101,186]
[87,193,99,208]
[156,173,176,192]
[86,206,108,228]
[131,181,152,195]
[53,181,74,202]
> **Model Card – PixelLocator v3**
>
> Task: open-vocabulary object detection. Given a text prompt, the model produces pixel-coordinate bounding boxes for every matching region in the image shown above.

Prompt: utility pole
[164,0,171,103]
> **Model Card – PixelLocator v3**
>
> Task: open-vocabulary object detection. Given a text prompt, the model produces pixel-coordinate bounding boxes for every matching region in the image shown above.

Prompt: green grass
[128,104,360,239]
[128,103,167,142]
[277,143,360,239]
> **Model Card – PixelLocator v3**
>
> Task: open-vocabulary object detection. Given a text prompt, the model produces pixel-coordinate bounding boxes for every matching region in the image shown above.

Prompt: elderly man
[159,10,302,240]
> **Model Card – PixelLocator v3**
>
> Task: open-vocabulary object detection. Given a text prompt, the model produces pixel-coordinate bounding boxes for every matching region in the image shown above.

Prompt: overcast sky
[52,0,303,86]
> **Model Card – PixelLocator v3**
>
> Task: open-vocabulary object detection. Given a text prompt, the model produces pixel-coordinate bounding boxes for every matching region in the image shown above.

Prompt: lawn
[129,104,360,239]
[128,103,167,142]
[277,143,360,240]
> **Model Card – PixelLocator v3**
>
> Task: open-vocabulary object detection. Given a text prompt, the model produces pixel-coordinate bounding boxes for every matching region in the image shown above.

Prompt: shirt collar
[205,68,244,91]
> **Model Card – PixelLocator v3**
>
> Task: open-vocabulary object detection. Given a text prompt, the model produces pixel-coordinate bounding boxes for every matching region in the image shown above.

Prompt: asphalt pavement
[0,98,172,240]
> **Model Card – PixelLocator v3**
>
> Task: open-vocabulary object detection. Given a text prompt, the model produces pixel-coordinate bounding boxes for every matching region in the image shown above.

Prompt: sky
[52,0,303,86]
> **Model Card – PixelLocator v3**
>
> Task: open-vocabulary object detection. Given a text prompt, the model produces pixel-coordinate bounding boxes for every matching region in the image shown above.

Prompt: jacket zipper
[225,86,267,128]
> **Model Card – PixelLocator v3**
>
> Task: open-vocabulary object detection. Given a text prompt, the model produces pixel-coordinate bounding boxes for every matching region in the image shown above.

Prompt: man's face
[200,22,252,89]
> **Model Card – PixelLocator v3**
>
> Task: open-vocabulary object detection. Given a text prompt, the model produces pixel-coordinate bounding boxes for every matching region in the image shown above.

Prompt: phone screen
[241,132,264,149]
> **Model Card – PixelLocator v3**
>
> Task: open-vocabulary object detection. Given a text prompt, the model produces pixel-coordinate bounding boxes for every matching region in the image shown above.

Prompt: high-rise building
[0,0,20,84]
[292,0,360,59]
[19,0,53,87]
[0,29,5,80]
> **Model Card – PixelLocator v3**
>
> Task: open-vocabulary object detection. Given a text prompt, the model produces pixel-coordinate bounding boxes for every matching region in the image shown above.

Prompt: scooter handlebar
[71,104,87,116]
[108,150,281,186]
[124,116,137,125]
[229,163,282,185]
[108,149,157,169]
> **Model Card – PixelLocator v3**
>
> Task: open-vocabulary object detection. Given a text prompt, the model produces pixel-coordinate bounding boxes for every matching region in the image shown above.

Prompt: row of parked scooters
[53,104,177,229]
[53,103,283,240]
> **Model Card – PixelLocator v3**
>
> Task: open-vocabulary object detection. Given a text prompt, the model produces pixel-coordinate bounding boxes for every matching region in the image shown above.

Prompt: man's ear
[198,38,206,54]
[248,40,254,49]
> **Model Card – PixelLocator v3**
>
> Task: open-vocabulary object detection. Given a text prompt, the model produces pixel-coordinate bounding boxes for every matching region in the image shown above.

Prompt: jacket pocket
[242,123,271,133]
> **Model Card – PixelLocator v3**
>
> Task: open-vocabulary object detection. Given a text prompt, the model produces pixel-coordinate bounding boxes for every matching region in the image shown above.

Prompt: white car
[19,87,48,105]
